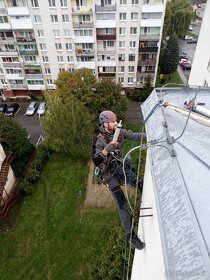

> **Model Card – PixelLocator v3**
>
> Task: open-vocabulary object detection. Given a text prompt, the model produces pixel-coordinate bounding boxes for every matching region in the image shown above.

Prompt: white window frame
[60,0,67,7]
[131,12,138,20]
[64,29,71,37]
[119,13,126,21]
[31,0,39,7]
[130,41,136,48]
[51,15,58,23]
[130,27,137,35]
[48,0,56,7]
[57,56,64,62]
[37,29,44,37]
[55,43,62,50]
[34,15,42,23]
[119,27,126,35]
[62,14,70,22]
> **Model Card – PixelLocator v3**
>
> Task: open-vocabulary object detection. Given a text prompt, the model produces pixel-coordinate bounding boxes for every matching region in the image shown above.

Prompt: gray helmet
[99,111,116,124]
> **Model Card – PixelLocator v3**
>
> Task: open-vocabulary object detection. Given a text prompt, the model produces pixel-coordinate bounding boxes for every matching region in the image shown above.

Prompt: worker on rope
[92,110,146,250]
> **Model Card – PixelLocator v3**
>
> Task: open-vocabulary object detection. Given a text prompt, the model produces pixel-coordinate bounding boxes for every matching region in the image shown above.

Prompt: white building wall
[188,1,210,87]
[131,153,165,280]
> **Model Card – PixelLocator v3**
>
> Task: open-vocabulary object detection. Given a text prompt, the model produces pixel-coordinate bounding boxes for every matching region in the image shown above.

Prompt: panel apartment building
[0,0,166,97]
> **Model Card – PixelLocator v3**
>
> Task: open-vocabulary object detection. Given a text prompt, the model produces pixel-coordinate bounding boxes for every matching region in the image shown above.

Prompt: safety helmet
[99,111,116,124]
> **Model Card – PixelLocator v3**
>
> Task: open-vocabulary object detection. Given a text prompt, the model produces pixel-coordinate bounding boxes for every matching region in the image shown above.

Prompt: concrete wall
[131,153,165,280]
[188,1,210,87]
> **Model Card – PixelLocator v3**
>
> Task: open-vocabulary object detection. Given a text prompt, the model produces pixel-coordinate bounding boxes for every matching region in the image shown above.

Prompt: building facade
[0,0,166,97]
[188,0,210,87]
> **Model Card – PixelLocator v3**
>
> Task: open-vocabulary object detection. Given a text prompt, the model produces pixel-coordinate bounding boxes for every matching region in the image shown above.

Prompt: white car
[37,102,46,115]
[185,35,193,40]
[188,25,193,31]
[26,102,38,116]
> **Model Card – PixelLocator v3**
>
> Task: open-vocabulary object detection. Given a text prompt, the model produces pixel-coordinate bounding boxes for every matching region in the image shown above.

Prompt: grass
[0,153,118,280]
[155,70,183,88]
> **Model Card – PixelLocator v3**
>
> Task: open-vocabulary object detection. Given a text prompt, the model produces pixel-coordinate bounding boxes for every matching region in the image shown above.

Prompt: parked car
[179,59,191,66]
[187,38,197,44]
[182,62,192,70]
[185,35,193,40]
[188,25,193,31]
[0,103,7,114]
[26,102,38,116]
[5,103,20,116]
[37,102,46,115]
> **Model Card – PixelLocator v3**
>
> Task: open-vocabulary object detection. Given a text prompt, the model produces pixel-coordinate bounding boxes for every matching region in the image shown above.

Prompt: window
[48,0,56,7]
[118,77,124,84]
[45,68,51,74]
[1,79,7,84]
[55,43,62,50]
[0,69,3,74]
[119,13,126,20]
[64,29,71,37]
[120,0,126,4]
[74,29,93,36]
[119,27,126,35]
[65,43,72,50]
[131,12,138,20]
[62,14,70,22]
[47,79,53,84]
[128,77,134,84]
[31,0,39,7]
[102,0,112,5]
[53,29,60,37]
[40,43,47,50]
[67,56,73,62]
[37,29,44,37]
[0,16,8,23]
[60,0,67,7]
[79,14,91,22]
[34,15,42,22]
[130,41,136,48]
[51,15,58,22]
[118,66,125,72]
[103,41,114,48]
[128,66,135,72]
[59,68,65,72]
[130,27,137,35]
[119,41,125,48]
[129,54,135,61]
[42,56,49,62]
[57,56,64,62]
[132,0,138,4]
[118,54,125,61]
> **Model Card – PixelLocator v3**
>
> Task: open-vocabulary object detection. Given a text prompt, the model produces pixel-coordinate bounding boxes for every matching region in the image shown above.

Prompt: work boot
[129,233,145,250]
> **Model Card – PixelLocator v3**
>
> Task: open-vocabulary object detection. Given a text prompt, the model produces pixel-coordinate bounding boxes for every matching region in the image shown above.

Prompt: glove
[104,142,117,153]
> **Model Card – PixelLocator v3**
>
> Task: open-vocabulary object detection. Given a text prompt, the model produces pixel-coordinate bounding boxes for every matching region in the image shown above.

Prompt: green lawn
[0,154,118,280]
[155,70,183,88]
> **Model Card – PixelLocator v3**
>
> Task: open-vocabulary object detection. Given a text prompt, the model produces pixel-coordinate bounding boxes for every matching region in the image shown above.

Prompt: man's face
[104,119,117,133]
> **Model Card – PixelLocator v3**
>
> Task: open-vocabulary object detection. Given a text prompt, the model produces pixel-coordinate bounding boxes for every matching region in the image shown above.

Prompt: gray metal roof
[141,87,210,280]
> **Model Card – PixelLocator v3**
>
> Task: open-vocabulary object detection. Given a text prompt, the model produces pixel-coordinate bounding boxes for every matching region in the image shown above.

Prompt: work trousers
[105,167,138,234]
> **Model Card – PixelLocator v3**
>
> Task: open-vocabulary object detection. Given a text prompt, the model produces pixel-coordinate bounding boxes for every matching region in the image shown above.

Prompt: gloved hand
[104,142,118,153]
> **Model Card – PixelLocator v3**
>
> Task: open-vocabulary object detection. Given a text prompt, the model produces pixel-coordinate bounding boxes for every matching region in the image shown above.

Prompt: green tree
[131,76,153,102]
[42,92,94,161]
[51,69,127,122]
[163,0,194,37]
[0,114,32,177]
[159,35,179,74]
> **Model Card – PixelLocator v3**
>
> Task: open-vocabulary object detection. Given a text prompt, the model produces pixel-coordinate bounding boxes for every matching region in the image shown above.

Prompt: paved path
[126,102,143,124]
[177,65,188,85]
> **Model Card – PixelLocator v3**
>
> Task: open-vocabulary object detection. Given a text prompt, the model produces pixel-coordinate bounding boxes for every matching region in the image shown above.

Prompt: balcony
[27,84,46,90]
[19,49,38,55]
[98,72,116,77]
[72,6,92,13]
[0,8,6,14]
[76,61,95,69]
[74,36,94,44]
[25,74,44,80]
[96,34,116,40]
[138,59,156,66]
[139,46,158,52]
[3,62,21,68]
[140,34,160,41]
[73,21,94,28]
[0,36,15,43]
[137,72,155,79]
[9,83,27,89]
[76,49,94,56]
[10,18,33,30]
[0,50,18,56]
[23,61,41,69]
[6,73,24,80]
[16,37,35,43]
[7,7,30,16]
[0,23,11,30]
[97,48,116,54]
[95,4,116,12]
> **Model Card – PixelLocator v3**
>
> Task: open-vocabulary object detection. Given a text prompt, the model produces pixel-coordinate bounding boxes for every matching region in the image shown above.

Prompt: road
[178,22,201,81]
[1,101,43,146]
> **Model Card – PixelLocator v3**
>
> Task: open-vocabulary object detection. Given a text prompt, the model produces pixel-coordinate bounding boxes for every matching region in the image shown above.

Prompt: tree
[131,76,153,102]
[52,69,127,122]
[0,114,32,177]
[159,35,179,74]
[42,92,94,161]
[163,0,194,37]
